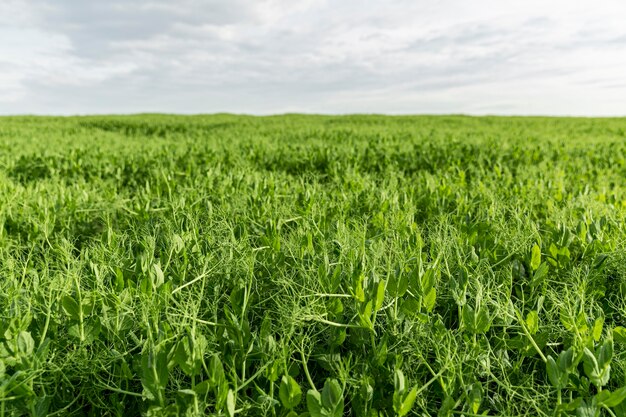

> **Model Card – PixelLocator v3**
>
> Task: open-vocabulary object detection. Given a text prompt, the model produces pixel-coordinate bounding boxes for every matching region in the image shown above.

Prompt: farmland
[1,114,626,416]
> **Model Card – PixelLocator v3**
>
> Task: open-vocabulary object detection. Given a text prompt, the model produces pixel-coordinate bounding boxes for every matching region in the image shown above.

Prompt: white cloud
[1,0,626,115]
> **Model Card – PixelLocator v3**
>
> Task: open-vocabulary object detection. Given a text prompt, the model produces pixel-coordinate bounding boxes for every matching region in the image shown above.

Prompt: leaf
[583,347,610,388]
[279,375,302,409]
[226,388,236,417]
[174,337,193,376]
[560,397,583,412]
[601,386,626,407]
[592,317,604,342]
[420,268,436,294]
[62,296,81,321]
[422,288,436,313]
[374,280,386,312]
[172,234,185,253]
[400,298,421,317]
[597,339,613,369]
[468,382,483,414]
[175,334,206,376]
[389,269,409,298]
[575,311,588,334]
[209,355,225,386]
[530,244,542,271]
[153,263,165,288]
[114,267,125,291]
[68,323,82,340]
[193,380,211,395]
[526,311,539,335]
[557,347,576,373]
[17,331,35,356]
[375,340,389,366]
[462,305,476,333]
[398,386,418,417]
[358,301,373,329]
[81,294,96,316]
[475,307,491,334]
[322,379,342,408]
[353,274,365,302]
[593,254,609,270]
[576,399,597,417]
[548,243,559,265]
[394,369,406,393]
[307,390,323,417]
[83,319,101,344]
[614,327,626,344]
[532,262,549,287]
[547,357,563,389]
[141,346,169,404]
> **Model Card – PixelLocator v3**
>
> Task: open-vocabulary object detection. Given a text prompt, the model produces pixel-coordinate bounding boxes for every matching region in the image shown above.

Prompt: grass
[1,114,626,416]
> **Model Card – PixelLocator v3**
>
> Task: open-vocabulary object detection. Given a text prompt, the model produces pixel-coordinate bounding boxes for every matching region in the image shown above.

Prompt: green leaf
[475,307,491,333]
[576,399,597,417]
[114,267,125,291]
[62,296,81,321]
[279,375,302,409]
[193,380,211,395]
[422,288,436,313]
[399,386,418,417]
[153,263,165,288]
[601,386,626,407]
[172,234,185,253]
[468,382,483,414]
[321,379,343,416]
[526,311,539,335]
[400,298,421,317]
[175,334,206,376]
[575,311,588,334]
[583,347,610,388]
[557,347,576,373]
[394,369,406,393]
[420,268,436,294]
[353,274,365,302]
[560,398,583,412]
[306,390,323,417]
[17,331,35,356]
[547,356,564,389]
[597,339,613,368]
[141,346,169,404]
[462,305,475,332]
[358,301,373,329]
[375,339,388,366]
[613,327,626,344]
[530,244,542,271]
[209,355,225,386]
[374,280,386,312]
[82,319,101,344]
[226,388,236,417]
[592,317,604,342]
[532,262,549,287]
[389,268,409,298]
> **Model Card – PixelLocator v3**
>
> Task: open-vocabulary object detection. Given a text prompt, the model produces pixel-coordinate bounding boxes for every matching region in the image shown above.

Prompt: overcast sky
[1,0,626,115]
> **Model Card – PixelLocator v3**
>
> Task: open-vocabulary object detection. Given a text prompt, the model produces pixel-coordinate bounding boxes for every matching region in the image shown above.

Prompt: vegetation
[1,114,626,416]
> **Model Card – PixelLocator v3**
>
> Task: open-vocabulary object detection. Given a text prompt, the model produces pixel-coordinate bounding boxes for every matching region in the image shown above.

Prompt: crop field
[2,115,626,416]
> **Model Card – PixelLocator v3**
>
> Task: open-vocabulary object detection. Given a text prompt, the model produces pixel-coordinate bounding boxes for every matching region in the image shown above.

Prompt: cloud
[1,0,626,115]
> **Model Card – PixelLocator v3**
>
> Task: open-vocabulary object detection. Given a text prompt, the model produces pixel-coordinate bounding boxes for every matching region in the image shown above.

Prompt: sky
[1,0,626,116]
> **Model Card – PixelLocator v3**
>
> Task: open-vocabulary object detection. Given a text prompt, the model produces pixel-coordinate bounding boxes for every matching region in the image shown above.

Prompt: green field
[2,115,626,416]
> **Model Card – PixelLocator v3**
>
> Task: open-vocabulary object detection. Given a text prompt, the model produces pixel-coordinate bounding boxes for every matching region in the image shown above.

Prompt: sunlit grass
[1,115,626,416]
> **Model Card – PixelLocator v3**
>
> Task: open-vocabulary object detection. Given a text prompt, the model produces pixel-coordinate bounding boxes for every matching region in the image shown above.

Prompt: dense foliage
[1,115,626,416]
